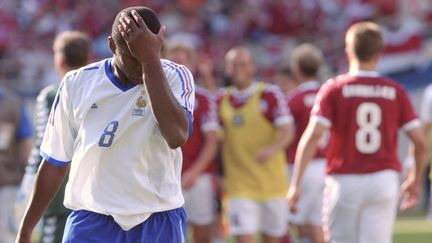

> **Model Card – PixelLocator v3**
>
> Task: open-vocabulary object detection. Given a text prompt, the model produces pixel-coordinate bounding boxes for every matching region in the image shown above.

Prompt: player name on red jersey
[342,85,396,100]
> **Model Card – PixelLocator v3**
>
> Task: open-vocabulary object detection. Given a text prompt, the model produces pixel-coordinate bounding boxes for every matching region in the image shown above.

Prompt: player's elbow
[166,129,189,149]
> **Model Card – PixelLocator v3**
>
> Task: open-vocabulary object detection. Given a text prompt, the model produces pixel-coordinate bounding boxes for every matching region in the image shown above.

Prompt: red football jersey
[181,87,219,174]
[286,81,326,163]
[311,71,420,174]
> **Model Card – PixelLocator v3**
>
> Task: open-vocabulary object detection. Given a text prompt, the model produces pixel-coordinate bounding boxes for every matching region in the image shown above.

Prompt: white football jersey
[40,58,195,230]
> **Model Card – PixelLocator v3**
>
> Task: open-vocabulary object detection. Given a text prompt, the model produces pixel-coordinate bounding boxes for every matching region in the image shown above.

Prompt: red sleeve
[261,86,291,125]
[311,79,336,127]
[200,93,219,132]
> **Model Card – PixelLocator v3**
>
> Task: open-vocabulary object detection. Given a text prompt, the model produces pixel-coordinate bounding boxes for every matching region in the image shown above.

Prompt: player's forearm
[187,131,219,175]
[292,135,319,188]
[411,140,426,185]
[292,122,324,188]
[407,126,427,185]
[18,160,69,234]
[141,59,189,148]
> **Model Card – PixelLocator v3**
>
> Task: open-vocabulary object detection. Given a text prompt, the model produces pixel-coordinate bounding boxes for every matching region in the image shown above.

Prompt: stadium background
[1,0,432,242]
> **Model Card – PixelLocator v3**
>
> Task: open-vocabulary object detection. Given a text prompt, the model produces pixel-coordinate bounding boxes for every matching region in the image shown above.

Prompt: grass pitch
[393,214,432,243]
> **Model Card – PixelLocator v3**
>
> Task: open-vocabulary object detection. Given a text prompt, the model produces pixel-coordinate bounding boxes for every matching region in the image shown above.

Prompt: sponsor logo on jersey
[132,108,145,116]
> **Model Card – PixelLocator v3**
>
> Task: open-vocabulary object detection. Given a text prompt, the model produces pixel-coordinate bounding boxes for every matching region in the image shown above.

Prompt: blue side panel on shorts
[62,208,187,243]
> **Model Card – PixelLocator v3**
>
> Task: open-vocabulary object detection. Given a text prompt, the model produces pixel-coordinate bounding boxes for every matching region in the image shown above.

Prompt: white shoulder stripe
[401,119,421,131]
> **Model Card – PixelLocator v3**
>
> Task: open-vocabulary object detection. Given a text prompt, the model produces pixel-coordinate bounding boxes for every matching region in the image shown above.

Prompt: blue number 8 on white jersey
[40,58,195,230]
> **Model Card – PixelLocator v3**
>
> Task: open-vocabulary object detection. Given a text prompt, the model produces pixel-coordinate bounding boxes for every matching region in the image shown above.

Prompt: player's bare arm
[118,10,189,148]
[400,126,426,211]
[182,130,219,189]
[256,123,294,163]
[287,120,325,213]
[16,160,70,243]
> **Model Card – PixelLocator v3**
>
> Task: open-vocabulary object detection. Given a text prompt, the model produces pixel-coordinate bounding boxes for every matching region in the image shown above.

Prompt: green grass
[393,214,432,243]
[221,214,432,243]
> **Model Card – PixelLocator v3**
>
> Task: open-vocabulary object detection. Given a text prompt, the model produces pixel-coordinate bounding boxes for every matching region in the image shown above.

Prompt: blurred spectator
[3,0,429,98]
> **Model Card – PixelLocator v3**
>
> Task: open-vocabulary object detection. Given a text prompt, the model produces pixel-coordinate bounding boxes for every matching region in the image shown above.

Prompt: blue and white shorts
[62,208,187,243]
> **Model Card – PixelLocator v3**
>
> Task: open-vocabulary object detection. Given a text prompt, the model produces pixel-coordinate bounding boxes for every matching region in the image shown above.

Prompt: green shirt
[26,84,71,215]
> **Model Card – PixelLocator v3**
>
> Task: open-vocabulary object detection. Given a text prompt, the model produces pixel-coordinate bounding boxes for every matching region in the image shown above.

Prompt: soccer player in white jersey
[16,6,195,243]
[287,22,426,243]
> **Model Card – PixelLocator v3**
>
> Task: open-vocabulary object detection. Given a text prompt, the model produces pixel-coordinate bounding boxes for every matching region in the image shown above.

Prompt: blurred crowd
[1,0,432,97]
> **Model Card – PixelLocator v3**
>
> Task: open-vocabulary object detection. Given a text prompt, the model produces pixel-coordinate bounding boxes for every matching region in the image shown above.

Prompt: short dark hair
[111,6,161,51]
[53,31,91,68]
[291,43,323,77]
[346,22,384,62]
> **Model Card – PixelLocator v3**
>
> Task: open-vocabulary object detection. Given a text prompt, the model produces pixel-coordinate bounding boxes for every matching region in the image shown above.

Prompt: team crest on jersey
[232,113,244,126]
[133,95,147,117]
[136,96,147,108]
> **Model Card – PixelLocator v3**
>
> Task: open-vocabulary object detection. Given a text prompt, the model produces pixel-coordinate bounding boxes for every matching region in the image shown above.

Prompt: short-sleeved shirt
[286,81,326,163]
[181,86,219,174]
[311,70,420,174]
[217,81,293,127]
[40,58,195,230]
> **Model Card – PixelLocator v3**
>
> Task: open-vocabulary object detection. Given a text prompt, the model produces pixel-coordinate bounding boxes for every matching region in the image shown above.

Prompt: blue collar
[104,59,137,92]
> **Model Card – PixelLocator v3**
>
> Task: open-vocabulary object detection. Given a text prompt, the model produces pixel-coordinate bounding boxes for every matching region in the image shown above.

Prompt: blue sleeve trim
[41,151,71,167]
[184,108,193,138]
[16,105,33,139]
